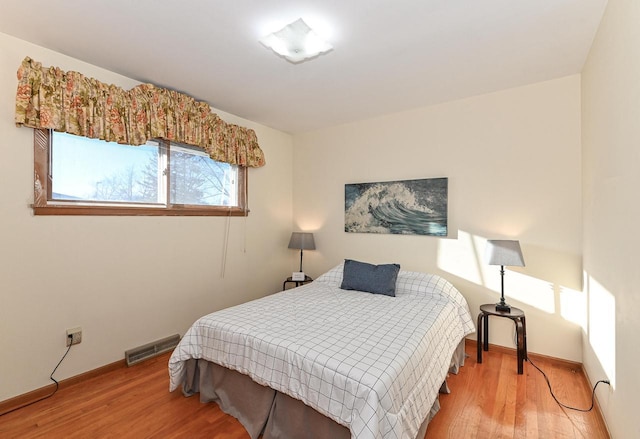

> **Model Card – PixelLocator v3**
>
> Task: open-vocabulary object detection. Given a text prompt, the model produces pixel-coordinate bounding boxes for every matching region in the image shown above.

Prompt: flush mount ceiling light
[260,18,333,63]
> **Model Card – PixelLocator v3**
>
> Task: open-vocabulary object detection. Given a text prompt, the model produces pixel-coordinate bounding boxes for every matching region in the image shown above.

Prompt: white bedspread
[169,266,474,439]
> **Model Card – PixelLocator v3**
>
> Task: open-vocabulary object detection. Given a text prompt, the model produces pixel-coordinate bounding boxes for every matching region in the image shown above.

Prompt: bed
[169,262,475,439]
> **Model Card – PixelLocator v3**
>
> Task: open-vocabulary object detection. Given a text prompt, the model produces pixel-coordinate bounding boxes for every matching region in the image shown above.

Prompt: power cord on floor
[514,330,610,412]
[527,356,610,412]
[0,335,74,417]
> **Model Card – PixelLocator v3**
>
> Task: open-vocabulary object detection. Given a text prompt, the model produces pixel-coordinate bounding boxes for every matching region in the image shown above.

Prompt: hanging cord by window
[220,206,232,278]
[514,329,610,412]
[242,215,248,254]
[242,178,249,254]
[0,341,73,417]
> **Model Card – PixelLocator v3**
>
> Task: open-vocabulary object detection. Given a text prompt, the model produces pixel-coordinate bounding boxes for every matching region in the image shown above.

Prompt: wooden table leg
[522,315,528,361]
[483,312,489,352]
[516,318,524,374]
[477,313,484,363]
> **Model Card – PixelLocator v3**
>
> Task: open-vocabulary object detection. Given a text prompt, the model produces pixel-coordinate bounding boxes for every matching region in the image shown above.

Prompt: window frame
[32,129,248,216]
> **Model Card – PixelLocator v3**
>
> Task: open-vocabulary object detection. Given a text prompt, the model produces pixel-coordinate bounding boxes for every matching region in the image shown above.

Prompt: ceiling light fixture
[260,18,333,63]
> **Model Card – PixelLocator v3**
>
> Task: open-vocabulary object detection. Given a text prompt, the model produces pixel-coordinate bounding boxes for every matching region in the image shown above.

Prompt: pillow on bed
[340,259,401,297]
[313,262,345,287]
[394,270,464,303]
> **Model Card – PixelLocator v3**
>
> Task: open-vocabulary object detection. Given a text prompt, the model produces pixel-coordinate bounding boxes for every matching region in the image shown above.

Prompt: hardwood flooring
[0,340,609,438]
[425,341,609,438]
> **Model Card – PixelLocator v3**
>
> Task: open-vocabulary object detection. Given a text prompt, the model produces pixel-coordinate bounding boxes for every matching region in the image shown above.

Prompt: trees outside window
[33,130,247,216]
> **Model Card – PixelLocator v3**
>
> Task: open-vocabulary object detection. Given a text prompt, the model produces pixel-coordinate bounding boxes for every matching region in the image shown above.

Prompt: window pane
[51,132,160,203]
[170,145,238,206]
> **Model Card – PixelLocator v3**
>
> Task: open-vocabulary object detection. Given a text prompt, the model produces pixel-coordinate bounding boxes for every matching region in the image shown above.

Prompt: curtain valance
[15,57,265,167]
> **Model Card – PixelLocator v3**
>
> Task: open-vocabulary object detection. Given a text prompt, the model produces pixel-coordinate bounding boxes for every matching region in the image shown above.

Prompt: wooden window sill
[32,205,248,217]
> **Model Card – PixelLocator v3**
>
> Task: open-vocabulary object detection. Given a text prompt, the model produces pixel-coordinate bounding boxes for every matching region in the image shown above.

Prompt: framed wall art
[345,177,448,236]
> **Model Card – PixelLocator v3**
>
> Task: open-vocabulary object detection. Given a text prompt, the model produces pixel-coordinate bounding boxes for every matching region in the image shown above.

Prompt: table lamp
[288,232,315,280]
[485,240,525,313]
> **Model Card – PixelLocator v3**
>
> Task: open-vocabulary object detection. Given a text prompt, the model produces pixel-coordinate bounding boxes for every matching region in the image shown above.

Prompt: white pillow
[313,262,345,287]
[315,263,467,307]
[395,270,467,306]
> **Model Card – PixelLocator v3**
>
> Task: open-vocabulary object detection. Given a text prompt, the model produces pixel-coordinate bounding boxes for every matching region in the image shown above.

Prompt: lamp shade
[288,232,316,250]
[485,240,525,267]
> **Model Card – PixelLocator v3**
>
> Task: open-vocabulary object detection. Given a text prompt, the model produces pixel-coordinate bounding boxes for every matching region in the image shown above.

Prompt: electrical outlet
[66,327,82,346]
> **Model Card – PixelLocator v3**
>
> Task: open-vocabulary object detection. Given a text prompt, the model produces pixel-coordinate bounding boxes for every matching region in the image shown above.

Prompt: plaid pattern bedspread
[169,266,474,439]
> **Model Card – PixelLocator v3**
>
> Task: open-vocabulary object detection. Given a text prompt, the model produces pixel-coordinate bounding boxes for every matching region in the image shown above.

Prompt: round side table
[477,304,527,374]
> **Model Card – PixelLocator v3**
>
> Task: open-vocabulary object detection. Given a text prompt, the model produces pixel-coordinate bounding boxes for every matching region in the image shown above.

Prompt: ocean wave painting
[345,177,448,236]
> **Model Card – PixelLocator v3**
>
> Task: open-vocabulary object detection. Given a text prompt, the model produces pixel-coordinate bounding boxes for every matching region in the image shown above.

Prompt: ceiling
[0,0,607,134]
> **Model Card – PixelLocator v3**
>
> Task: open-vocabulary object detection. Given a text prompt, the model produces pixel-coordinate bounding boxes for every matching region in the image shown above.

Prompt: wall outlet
[66,327,82,346]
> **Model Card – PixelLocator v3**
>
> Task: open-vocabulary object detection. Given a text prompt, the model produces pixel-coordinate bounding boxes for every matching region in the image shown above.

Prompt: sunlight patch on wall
[438,230,555,313]
[560,286,587,329]
[587,275,616,388]
[491,270,555,313]
[437,230,484,285]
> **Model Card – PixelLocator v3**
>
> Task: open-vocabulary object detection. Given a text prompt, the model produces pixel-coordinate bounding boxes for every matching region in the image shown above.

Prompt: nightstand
[282,275,313,290]
[477,304,527,374]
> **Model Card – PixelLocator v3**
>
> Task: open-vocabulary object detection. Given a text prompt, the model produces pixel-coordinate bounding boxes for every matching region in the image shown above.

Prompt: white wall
[582,0,640,437]
[0,32,294,402]
[293,76,584,361]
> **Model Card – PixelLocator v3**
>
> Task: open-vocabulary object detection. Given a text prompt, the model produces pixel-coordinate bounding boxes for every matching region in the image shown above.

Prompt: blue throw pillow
[340,259,401,297]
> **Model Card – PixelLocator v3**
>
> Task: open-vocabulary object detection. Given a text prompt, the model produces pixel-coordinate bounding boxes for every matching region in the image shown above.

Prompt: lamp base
[495,302,511,313]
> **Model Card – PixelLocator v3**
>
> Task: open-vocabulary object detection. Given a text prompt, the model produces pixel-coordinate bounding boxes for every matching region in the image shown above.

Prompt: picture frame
[345,177,448,236]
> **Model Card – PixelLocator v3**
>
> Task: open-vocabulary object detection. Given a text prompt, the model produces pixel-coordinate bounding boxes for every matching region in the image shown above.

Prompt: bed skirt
[180,339,467,439]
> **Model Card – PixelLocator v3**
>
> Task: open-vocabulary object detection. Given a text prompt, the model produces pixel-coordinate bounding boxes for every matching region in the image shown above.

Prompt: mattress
[169,264,474,439]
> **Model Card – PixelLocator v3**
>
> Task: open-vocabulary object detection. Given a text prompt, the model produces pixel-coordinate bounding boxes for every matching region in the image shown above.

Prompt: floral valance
[15,57,265,167]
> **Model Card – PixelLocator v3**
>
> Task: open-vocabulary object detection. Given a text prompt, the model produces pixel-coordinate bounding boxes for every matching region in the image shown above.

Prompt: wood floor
[425,341,609,438]
[0,341,609,438]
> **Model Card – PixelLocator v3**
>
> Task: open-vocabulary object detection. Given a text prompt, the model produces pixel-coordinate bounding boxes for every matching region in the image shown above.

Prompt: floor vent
[125,334,181,366]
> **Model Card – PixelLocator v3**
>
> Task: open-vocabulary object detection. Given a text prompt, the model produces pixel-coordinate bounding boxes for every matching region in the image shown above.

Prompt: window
[33,129,247,216]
